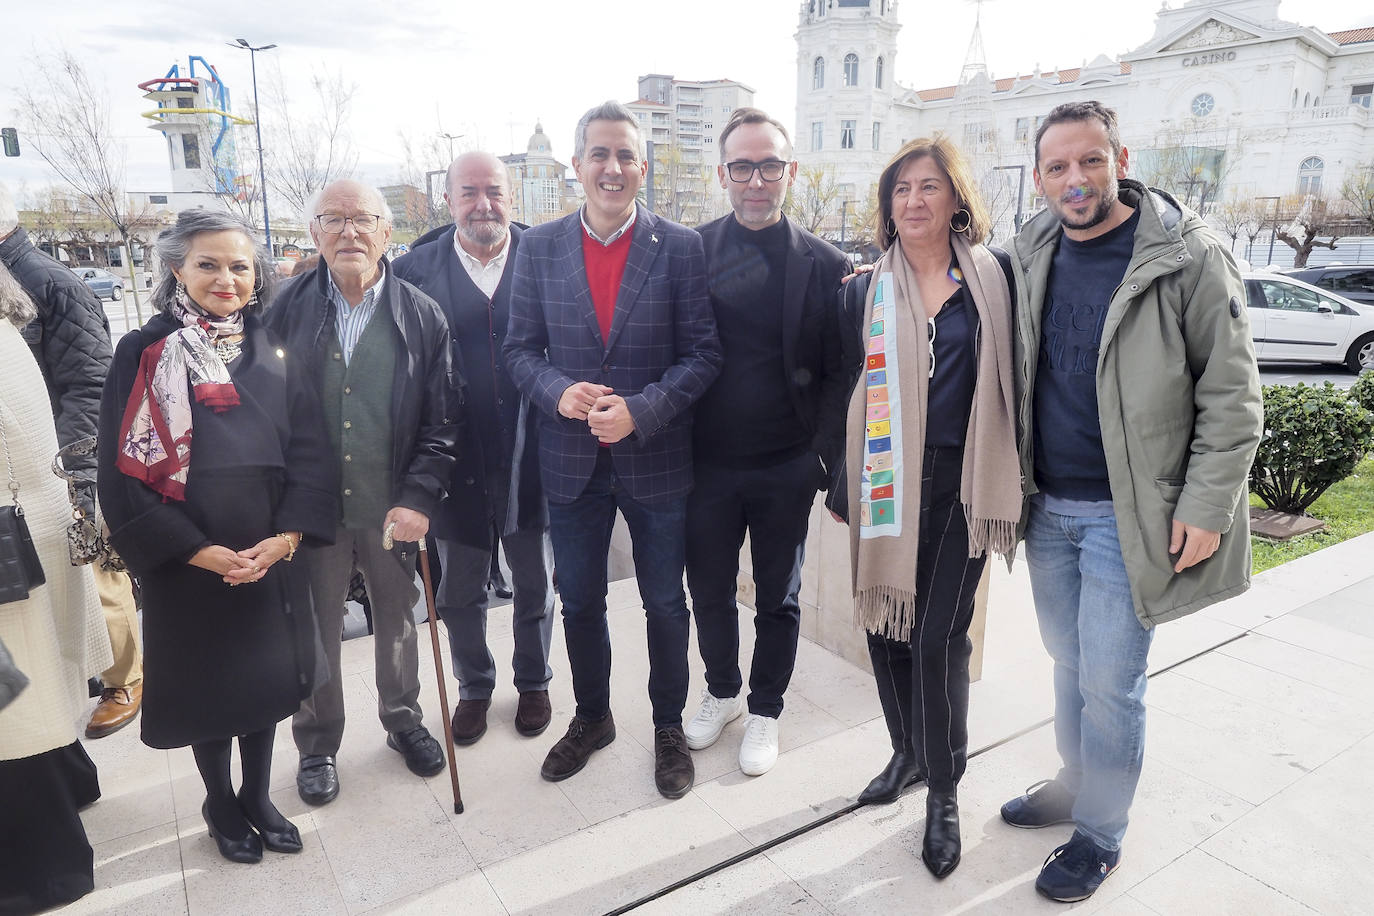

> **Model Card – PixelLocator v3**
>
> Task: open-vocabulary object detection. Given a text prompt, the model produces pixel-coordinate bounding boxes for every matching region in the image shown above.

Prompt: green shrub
[1351,371,1374,415]
[1249,382,1374,514]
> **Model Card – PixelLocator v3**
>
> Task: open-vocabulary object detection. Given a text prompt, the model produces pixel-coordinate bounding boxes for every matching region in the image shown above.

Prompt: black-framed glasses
[725,160,790,183]
[315,213,384,234]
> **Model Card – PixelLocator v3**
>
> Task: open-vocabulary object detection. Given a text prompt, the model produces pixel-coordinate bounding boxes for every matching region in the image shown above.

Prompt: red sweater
[581,225,634,344]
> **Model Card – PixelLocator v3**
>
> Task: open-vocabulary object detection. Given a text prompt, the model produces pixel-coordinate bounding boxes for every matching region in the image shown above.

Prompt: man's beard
[459,217,506,247]
[1054,177,1117,232]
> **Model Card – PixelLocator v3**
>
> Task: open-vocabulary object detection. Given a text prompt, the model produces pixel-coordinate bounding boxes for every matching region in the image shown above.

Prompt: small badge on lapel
[651,233,659,244]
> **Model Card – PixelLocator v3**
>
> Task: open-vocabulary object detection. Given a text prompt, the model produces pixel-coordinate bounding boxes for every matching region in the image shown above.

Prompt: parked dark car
[73,267,123,301]
[1281,265,1374,306]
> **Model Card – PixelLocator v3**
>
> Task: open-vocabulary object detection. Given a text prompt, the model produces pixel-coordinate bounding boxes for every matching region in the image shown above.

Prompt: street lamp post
[840,199,849,252]
[1255,195,1281,267]
[231,38,277,254]
[993,164,1026,234]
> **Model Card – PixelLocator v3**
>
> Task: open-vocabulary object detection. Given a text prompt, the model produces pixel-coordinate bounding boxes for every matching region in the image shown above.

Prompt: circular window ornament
[1191,93,1216,116]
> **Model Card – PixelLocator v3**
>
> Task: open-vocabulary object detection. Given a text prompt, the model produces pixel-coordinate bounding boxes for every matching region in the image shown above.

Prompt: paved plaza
[64,529,1374,915]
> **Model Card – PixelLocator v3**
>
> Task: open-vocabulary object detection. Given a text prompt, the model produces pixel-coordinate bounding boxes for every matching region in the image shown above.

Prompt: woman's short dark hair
[151,210,275,315]
[874,135,991,248]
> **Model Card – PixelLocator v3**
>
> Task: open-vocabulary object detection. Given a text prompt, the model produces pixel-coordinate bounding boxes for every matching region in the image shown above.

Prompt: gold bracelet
[277,532,298,562]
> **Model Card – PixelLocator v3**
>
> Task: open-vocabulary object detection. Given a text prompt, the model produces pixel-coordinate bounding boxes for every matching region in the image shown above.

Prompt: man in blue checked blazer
[504,101,722,800]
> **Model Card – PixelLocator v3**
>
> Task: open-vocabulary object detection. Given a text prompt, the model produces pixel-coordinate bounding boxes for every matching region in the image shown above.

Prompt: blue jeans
[546,451,690,728]
[1025,499,1154,851]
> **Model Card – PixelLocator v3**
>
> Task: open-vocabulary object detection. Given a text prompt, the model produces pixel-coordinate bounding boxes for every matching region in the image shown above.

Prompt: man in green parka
[998,100,1262,903]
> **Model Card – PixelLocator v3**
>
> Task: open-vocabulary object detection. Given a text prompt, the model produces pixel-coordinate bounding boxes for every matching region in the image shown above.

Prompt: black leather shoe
[653,726,695,799]
[237,792,303,854]
[387,725,446,777]
[541,714,616,781]
[1001,778,1076,829]
[857,753,926,805]
[202,800,263,864]
[296,754,339,806]
[922,789,961,879]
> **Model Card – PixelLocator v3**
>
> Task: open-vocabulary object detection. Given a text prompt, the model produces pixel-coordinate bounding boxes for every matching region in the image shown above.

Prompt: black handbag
[0,414,46,604]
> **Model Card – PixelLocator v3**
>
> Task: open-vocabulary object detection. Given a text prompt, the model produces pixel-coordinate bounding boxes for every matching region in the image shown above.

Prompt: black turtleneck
[693,216,809,468]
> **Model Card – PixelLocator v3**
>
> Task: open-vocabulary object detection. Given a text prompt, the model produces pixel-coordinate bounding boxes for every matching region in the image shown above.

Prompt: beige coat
[0,321,109,760]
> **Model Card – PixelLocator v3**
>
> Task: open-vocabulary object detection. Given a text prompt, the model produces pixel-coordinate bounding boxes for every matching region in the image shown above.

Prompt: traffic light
[1,128,18,157]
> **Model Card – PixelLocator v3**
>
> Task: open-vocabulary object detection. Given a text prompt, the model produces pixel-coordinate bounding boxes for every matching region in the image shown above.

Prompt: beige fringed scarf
[846,233,1021,639]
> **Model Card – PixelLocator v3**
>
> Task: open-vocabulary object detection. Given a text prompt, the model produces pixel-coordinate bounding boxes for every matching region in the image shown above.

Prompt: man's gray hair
[303,181,394,227]
[150,209,275,316]
[0,261,37,326]
[574,101,643,161]
[0,184,18,237]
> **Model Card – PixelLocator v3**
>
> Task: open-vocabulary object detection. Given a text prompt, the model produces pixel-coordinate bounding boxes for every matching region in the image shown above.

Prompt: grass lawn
[1250,457,1374,574]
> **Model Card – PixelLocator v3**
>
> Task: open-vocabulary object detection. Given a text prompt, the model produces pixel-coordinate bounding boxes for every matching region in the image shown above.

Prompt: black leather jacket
[264,257,460,521]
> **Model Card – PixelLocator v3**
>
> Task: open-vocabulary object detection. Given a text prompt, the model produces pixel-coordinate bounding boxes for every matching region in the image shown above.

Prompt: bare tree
[1210,195,1264,257]
[785,163,841,235]
[1134,121,1241,213]
[389,131,447,238]
[258,65,359,219]
[647,144,715,225]
[1340,162,1374,232]
[15,48,153,321]
[1275,193,1341,268]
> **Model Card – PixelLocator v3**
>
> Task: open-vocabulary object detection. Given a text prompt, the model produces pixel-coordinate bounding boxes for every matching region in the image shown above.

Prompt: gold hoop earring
[885,218,897,242]
[950,209,972,234]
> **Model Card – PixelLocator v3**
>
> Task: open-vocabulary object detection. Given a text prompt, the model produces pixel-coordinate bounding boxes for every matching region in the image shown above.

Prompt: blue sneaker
[1035,831,1121,902]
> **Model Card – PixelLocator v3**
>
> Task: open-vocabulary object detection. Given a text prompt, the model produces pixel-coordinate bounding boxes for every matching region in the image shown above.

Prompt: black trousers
[685,451,823,718]
[867,446,986,793]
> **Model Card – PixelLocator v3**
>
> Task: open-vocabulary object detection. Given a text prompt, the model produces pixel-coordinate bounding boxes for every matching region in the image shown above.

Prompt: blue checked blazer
[504,205,722,504]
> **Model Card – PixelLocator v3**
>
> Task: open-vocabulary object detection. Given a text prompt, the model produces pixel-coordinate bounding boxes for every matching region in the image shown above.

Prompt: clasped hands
[559,382,635,444]
[190,533,298,586]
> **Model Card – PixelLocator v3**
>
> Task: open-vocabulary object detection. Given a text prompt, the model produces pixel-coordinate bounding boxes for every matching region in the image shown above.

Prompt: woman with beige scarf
[833,136,1020,878]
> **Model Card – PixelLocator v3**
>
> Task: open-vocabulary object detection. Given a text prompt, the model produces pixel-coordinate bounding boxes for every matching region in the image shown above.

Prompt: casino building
[795,0,1374,240]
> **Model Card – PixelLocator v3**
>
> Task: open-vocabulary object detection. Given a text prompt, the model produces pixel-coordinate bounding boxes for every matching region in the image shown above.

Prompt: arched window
[813,57,825,91]
[1298,156,1324,195]
[843,53,860,87]
[876,56,885,89]
[1292,89,1299,108]
[1303,92,1310,107]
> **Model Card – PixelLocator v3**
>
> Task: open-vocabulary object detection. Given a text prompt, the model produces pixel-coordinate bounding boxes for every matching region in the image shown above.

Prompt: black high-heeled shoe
[201,800,263,864]
[237,792,303,854]
[922,788,962,878]
[857,753,926,805]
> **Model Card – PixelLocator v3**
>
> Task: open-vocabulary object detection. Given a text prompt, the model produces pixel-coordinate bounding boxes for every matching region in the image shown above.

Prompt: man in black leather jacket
[0,186,144,739]
[264,179,460,805]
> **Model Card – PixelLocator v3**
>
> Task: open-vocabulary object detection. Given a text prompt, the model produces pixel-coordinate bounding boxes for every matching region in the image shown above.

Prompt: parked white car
[1243,272,1374,373]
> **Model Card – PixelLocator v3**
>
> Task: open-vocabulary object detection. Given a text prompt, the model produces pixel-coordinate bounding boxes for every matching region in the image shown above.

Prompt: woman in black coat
[98,210,337,864]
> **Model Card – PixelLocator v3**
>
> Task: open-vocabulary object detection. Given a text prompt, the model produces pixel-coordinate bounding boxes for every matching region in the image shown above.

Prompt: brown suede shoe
[85,684,142,738]
[514,690,552,737]
[450,699,491,746]
[540,714,616,781]
[654,726,695,799]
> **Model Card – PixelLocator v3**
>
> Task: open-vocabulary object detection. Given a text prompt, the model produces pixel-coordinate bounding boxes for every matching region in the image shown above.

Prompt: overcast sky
[3,0,1371,199]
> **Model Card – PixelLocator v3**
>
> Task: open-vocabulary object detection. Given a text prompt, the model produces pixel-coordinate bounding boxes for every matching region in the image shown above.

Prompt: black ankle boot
[922,789,961,878]
[858,753,925,805]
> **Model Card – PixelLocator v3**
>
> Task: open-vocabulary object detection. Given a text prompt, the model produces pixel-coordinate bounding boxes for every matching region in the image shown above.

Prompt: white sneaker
[738,714,779,776]
[684,690,743,750]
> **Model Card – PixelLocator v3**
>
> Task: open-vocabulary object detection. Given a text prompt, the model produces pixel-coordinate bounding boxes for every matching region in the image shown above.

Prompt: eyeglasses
[315,213,384,234]
[724,160,790,183]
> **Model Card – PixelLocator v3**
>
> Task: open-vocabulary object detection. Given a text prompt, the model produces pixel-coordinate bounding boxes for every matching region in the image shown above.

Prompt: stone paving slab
[67,531,1374,915]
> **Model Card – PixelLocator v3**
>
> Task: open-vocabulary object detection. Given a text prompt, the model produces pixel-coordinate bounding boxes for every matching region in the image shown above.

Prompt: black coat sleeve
[824,272,872,524]
[97,326,211,574]
[813,251,851,483]
[270,330,339,546]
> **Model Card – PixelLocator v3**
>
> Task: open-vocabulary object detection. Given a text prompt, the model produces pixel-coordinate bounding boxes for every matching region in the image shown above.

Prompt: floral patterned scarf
[115,296,243,501]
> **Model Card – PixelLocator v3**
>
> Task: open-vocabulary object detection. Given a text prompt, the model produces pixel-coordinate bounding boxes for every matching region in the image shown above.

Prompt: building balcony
[1286,103,1370,126]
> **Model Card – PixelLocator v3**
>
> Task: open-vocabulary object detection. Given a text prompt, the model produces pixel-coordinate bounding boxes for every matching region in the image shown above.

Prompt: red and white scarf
[115,299,243,501]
